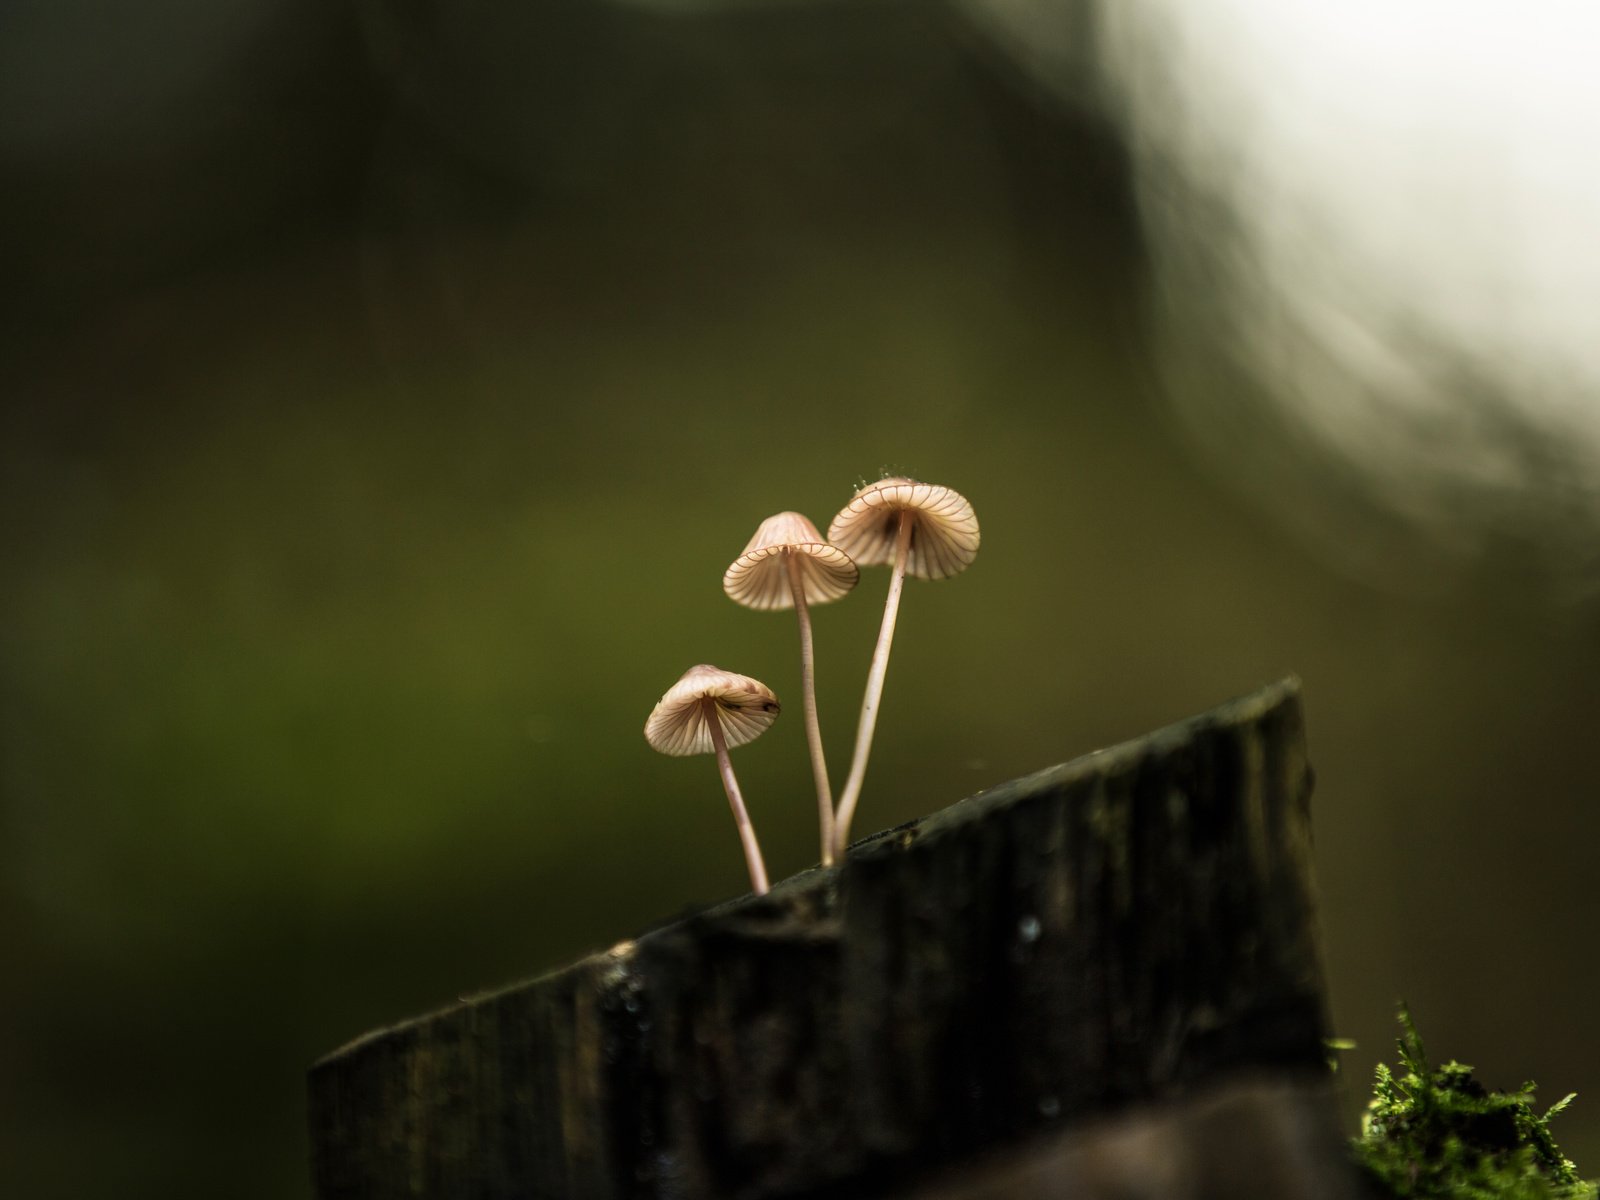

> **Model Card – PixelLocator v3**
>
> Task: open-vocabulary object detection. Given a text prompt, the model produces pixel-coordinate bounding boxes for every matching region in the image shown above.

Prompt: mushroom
[827,478,980,857]
[724,511,859,866]
[644,664,781,895]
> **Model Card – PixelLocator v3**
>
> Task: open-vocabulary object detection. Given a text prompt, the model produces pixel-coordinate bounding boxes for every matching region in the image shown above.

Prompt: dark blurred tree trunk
[309,678,1362,1199]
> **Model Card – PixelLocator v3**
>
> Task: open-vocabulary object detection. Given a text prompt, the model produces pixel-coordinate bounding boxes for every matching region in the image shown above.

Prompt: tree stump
[309,678,1361,1198]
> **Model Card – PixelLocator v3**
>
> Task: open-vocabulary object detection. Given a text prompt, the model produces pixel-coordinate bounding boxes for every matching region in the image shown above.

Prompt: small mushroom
[827,478,980,857]
[644,664,781,895]
[724,511,859,866]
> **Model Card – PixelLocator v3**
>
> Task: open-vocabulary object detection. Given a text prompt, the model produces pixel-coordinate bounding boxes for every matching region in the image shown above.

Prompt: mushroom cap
[723,511,859,611]
[644,664,782,757]
[827,477,980,580]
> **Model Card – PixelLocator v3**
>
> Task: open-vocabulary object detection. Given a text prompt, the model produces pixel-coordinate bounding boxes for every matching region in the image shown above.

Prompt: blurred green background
[3,2,1597,1196]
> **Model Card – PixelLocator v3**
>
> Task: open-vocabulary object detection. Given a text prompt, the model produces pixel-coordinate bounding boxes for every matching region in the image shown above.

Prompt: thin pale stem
[788,552,835,867]
[706,699,770,895]
[834,513,913,859]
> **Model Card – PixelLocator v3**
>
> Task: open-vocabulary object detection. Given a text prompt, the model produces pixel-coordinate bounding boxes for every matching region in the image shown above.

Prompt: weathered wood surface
[310,678,1347,1199]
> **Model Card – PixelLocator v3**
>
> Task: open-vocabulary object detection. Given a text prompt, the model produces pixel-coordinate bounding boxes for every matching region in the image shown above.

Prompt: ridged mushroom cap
[827,478,980,580]
[723,511,859,611]
[644,665,782,757]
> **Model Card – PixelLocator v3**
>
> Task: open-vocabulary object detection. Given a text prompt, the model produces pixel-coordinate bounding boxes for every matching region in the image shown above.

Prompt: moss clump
[1354,1007,1596,1200]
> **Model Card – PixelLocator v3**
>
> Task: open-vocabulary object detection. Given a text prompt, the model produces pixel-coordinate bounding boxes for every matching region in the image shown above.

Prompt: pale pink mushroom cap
[643,664,782,757]
[827,478,980,580]
[723,511,859,611]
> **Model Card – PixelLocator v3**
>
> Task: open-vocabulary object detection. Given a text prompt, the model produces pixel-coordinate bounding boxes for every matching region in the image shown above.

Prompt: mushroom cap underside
[724,511,858,610]
[644,664,781,756]
[724,541,858,610]
[828,478,980,580]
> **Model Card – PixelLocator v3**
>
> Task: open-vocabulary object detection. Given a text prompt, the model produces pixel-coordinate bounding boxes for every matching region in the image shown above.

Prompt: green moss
[1353,1007,1596,1200]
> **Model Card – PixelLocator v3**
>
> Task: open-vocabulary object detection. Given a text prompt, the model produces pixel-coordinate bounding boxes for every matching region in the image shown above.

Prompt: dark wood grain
[310,678,1347,1199]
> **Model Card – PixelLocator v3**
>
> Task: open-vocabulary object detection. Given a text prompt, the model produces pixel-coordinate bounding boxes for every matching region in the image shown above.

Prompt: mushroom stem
[705,698,770,895]
[787,552,836,867]
[834,512,913,858]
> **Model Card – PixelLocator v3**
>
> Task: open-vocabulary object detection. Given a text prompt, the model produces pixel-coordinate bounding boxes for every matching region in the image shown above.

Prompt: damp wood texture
[308,678,1362,1199]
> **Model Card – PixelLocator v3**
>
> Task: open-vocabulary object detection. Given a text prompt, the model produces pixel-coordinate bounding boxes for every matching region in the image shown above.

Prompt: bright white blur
[968,0,1600,580]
